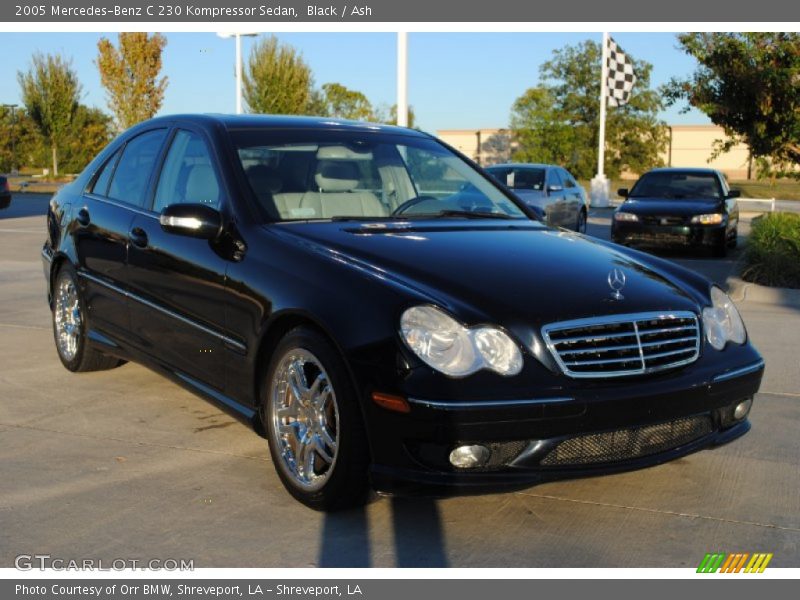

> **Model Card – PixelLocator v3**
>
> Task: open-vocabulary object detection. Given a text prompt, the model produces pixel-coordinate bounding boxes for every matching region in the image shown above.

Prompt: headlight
[702,286,746,350]
[614,212,639,222]
[400,305,523,377]
[690,213,724,225]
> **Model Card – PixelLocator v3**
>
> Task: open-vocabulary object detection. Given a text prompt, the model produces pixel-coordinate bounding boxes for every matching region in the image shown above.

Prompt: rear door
[126,127,232,389]
[73,129,168,345]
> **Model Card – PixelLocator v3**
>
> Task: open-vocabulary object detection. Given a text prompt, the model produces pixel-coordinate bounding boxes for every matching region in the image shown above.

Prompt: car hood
[620,198,723,216]
[273,220,702,326]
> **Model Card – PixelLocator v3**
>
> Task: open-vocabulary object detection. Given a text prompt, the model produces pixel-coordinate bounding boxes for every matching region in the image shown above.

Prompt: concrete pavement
[1,194,798,568]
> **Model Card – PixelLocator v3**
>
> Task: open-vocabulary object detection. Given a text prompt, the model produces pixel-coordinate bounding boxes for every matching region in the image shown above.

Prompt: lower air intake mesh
[540,415,714,466]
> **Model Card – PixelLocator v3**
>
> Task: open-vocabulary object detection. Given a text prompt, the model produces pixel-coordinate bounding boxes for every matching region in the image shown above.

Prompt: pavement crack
[0,421,270,463]
[513,491,800,533]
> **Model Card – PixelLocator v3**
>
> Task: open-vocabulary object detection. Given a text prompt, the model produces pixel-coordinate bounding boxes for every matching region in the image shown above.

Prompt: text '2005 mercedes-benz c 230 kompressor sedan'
[42,115,764,510]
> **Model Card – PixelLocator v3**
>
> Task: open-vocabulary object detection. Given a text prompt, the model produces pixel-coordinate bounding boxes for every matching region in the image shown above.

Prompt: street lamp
[217,32,259,114]
[2,104,18,174]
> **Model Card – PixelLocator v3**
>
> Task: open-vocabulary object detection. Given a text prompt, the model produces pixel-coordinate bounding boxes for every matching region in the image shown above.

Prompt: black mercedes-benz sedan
[611,168,740,257]
[42,115,764,510]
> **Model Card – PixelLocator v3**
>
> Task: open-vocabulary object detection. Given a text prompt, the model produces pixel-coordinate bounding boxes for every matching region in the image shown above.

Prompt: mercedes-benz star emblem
[607,268,626,301]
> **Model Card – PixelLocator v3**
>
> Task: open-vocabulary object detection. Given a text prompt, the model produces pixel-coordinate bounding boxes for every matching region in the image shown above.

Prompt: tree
[60,106,115,173]
[243,36,314,115]
[510,40,667,179]
[314,83,375,120]
[374,104,417,129]
[665,33,800,179]
[96,33,168,131]
[17,52,82,177]
[0,107,45,173]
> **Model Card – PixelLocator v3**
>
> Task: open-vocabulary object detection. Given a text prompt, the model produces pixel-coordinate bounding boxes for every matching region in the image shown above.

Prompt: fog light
[449,444,490,469]
[734,399,752,421]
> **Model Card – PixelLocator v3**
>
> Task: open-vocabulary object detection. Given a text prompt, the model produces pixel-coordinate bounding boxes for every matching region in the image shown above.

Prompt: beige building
[437,125,754,180]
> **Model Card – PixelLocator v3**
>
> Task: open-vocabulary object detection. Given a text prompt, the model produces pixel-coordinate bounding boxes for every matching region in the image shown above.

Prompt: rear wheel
[261,326,370,511]
[52,264,123,372]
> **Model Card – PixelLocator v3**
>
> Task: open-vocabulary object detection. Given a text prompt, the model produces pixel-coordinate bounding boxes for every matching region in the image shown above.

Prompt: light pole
[396,32,408,127]
[2,104,18,174]
[217,33,259,114]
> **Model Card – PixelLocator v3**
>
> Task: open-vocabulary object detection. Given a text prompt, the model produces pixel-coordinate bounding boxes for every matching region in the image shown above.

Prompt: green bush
[743,212,800,289]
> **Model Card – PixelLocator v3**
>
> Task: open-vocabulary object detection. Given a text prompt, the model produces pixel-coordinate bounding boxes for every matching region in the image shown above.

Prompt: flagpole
[591,31,610,208]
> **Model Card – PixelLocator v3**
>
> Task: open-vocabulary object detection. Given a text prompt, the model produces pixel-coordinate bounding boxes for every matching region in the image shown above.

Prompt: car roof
[137,113,431,138]
[644,167,720,175]
[488,163,554,170]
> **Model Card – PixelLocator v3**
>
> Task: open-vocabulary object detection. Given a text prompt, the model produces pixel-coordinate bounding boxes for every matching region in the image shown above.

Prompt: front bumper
[611,221,726,248]
[366,358,764,496]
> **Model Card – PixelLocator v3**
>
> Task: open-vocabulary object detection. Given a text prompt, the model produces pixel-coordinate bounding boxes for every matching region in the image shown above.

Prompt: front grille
[642,215,686,226]
[542,311,700,378]
[540,415,714,466]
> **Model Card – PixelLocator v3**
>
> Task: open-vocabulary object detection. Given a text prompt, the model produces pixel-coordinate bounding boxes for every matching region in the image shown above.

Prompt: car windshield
[231,130,528,222]
[486,167,546,191]
[629,172,722,200]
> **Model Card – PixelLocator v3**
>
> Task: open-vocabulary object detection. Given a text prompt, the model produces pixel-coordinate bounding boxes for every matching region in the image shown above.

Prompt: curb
[726,276,800,308]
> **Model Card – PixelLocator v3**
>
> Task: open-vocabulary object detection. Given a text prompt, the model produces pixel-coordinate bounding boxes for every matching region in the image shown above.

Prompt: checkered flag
[606,37,636,107]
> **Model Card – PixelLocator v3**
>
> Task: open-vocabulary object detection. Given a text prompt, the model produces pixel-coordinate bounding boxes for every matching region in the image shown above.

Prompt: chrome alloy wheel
[54,276,82,361]
[270,349,340,490]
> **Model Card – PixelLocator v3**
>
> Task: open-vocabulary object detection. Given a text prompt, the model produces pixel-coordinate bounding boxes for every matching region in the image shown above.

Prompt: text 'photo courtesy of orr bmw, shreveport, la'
[41,114,764,510]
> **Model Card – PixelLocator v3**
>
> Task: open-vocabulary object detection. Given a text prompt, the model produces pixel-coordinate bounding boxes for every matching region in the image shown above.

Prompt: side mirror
[617,188,629,198]
[159,203,222,240]
[727,189,741,199]
[547,185,563,194]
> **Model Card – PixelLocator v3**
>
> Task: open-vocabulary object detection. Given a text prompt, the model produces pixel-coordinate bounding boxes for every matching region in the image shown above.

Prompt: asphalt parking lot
[1,194,799,568]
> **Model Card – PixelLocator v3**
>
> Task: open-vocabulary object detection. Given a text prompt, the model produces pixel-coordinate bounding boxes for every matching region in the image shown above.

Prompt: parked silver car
[486,163,588,232]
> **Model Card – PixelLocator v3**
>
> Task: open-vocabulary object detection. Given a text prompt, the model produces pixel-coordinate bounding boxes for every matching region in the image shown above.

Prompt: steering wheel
[391,196,440,216]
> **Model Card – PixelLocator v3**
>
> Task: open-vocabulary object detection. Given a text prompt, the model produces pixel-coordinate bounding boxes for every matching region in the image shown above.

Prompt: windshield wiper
[433,209,517,220]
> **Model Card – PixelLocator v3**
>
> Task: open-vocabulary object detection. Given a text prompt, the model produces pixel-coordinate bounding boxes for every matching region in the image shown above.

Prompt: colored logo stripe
[697,552,773,573]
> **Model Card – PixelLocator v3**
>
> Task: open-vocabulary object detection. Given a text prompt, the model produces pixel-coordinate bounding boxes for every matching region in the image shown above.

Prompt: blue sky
[0,32,709,132]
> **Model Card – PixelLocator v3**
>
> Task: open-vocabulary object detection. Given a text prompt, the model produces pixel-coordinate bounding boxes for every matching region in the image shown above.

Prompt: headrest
[316,145,373,160]
[315,160,360,192]
[185,164,220,205]
[246,164,283,194]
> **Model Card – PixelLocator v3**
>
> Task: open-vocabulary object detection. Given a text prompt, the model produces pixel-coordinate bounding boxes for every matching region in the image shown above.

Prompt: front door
[126,128,231,389]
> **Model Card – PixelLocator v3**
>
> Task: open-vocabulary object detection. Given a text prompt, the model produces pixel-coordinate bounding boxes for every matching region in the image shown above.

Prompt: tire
[727,227,738,249]
[712,238,728,258]
[52,264,123,372]
[575,208,587,233]
[261,326,370,511]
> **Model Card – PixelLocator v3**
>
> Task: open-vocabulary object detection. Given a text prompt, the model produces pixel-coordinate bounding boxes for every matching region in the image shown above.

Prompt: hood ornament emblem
[607,268,626,301]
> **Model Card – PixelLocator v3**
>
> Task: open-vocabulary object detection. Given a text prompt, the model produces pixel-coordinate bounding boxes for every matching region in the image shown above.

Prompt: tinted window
[90,148,121,196]
[630,171,722,200]
[108,129,168,208]
[486,167,545,191]
[154,130,222,212]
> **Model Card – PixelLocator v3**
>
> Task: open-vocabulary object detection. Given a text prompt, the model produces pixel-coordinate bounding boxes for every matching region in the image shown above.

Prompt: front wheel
[261,326,370,510]
[52,264,123,372]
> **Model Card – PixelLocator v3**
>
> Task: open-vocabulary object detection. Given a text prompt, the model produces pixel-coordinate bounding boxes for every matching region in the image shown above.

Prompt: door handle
[129,227,149,248]
[76,208,90,227]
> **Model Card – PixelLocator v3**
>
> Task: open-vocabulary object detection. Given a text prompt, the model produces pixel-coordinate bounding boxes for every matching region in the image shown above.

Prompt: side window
[90,148,122,196]
[561,169,578,189]
[154,130,222,212]
[108,129,168,208]
[547,169,564,189]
